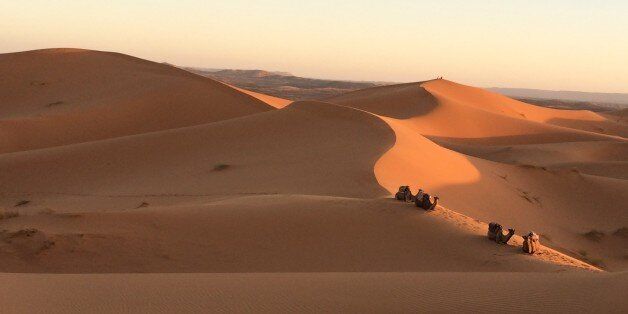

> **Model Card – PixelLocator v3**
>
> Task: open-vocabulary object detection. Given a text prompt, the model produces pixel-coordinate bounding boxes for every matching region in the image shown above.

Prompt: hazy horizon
[2,0,627,93]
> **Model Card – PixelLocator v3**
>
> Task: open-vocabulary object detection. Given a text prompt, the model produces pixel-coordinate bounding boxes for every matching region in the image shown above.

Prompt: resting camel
[395,186,414,202]
[415,193,439,210]
[522,232,540,254]
[487,222,515,244]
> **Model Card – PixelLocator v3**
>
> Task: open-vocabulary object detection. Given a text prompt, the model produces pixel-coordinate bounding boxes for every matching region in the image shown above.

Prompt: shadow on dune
[546,117,628,138]
[325,82,439,119]
[0,101,395,199]
[426,133,619,146]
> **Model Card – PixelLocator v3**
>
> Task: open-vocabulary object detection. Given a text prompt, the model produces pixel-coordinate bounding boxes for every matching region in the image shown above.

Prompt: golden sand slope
[2,272,626,313]
[423,80,628,138]
[231,85,292,108]
[327,80,627,271]
[0,49,273,153]
[0,195,593,273]
[329,81,621,144]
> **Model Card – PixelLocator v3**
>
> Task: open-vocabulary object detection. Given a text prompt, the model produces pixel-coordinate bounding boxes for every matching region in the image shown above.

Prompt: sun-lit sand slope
[328,80,628,271]
[423,80,628,138]
[1,50,626,311]
[2,272,626,313]
[0,48,273,153]
[0,195,593,273]
[329,80,624,143]
[0,101,393,198]
[231,85,292,108]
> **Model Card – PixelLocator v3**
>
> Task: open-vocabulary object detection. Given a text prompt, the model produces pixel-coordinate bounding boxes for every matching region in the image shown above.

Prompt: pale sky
[2,0,627,93]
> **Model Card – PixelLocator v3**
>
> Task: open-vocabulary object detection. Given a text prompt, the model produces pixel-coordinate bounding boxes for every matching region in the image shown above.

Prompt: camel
[395,186,413,202]
[415,193,439,210]
[522,232,540,254]
[488,222,515,244]
[415,189,424,203]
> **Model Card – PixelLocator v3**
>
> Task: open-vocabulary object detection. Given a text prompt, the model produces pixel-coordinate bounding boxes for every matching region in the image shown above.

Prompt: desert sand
[1,49,626,312]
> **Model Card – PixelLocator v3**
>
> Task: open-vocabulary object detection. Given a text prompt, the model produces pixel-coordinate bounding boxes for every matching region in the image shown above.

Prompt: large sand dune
[0,49,273,153]
[328,80,627,271]
[1,49,626,312]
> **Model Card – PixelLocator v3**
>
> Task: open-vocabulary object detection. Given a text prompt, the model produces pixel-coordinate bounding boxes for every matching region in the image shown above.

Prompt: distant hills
[183,67,388,100]
[184,66,628,112]
[489,87,628,111]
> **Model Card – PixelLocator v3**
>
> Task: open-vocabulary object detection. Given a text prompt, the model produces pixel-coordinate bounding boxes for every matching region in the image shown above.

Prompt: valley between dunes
[1,49,626,312]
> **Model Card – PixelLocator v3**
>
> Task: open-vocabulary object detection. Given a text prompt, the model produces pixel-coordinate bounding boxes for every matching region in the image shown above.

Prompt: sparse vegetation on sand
[14,200,30,207]
[46,101,64,107]
[213,163,230,171]
[136,202,149,209]
[613,227,628,238]
[0,210,20,220]
[582,230,605,242]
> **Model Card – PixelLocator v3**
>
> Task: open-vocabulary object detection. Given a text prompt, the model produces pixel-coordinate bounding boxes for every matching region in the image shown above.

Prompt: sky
[2,0,627,93]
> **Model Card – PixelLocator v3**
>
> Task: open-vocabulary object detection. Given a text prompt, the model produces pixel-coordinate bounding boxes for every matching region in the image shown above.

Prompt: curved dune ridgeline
[327,80,628,271]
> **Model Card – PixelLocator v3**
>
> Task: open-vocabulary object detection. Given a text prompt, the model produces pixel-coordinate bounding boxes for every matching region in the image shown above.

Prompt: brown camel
[415,193,438,210]
[395,186,410,201]
[395,186,415,202]
[522,232,540,254]
[488,222,515,244]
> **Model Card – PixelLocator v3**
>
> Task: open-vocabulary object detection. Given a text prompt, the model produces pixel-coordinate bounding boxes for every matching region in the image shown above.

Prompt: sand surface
[2,272,626,313]
[1,49,626,312]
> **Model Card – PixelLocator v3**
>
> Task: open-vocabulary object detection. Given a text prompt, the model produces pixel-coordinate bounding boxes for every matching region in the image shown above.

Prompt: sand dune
[431,140,628,179]
[0,101,393,197]
[0,195,594,273]
[232,86,292,108]
[2,272,626,313]
[329,81,621,145]
[1,49,626,312]
[327,80,627,271]
[0,49,273,153]
[425,80,628,138]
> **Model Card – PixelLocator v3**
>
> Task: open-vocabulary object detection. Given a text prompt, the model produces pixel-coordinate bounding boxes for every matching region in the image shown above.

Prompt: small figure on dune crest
[487,222,515,244]
[415,193,438,210]
[395,186,414,202]
[522,231,540,254]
